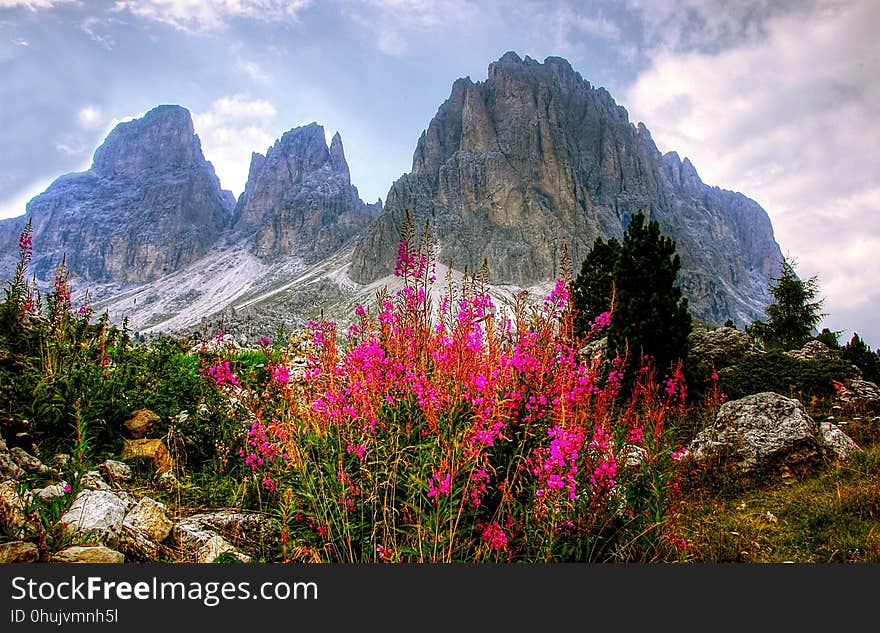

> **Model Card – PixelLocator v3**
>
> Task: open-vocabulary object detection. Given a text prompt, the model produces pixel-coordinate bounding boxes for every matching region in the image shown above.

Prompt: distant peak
[497,50,523,64]
[329,131,349,178]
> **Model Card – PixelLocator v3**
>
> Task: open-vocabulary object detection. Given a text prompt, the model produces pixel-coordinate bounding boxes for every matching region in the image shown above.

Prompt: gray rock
[171,510,274,563]
[35,483,70,500]
[688,392,822,474]
[0,452,23,479]
[80,470,111,491]
[350,52,782,327]
[9,446,45,473]
[0,540,39,563]
[835,379,880,409]
[98,459,132,483]
[785,340,836,362]
[233,124,380,262]
[0,105,234,285]
[60,489,130,545]
[51,545,125,564]
[688,326,758,367]
[123,497,173,543]
[819,422,859,461]
[0,480,30,533]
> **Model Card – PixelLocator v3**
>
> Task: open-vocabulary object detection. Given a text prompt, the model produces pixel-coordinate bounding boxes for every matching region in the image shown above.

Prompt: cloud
[77,105,105,129]
[113,0,312,31]
[0,0,72,9]
[624,0,880,344]
[192,95,278,197]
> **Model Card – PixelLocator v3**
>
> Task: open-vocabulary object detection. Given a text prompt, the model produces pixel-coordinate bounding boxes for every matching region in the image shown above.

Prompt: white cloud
[77,105,105,130]
[113,0,312,31]
[192,95,278,197]
[0,0,72,9]
[624,0,880,344]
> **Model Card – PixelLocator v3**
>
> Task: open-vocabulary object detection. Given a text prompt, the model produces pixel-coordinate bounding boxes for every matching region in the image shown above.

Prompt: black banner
[0,563,876,629]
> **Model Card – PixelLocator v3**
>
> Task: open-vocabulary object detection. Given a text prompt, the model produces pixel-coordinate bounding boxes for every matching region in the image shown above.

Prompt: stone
[0,540,39,563]
[785,340,836,362]
[0,105,234,286]
[349,52,782,327]
[120,438,175,474]
[688,327,759,367]
[233,124,380,263]
[50,453,71,469]
[98,459,132,483]
[688,392,822,475]
[123,497,173,543]
[36,483,70,500]
[834,379,880,410]
[0,452,23,479]
[578,337,607,362]
[171,510,274,563]
[80,470,111,491]
[819,422,859,461]
[123,409,160,440]
[51,546,125,564]
[0,480,29,533]
[9,446,45,473]
[60,489,129,545]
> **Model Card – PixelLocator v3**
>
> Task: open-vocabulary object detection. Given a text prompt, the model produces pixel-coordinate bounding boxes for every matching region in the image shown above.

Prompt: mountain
[0,105,235,284]
[350,52,782,326]
[233,123,380,262]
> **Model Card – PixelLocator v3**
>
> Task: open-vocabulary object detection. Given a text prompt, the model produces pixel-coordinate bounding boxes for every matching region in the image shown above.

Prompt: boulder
[834,379,880,410]
[123,409,160,440]
[688,326,758,367]
[98,459,132,483]
[0,452,23,479]
[171,511,273,563]
[9,446,46,473]
[120,438,175,474]
[80,470,111,491]
[51,545,125,564]
[688,392,822,475]
[60,489,130,545]
[36,483,70,500]
[0,480,29,533]
[785,340,835,362]
[0,540,39,563]
[819,422,859,461]
[123,497,173,543]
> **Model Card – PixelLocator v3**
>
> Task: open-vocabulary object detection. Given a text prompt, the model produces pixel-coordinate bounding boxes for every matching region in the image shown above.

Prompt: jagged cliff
[233,123,380,262]
[0,105,235,284]
[350,52,782,325]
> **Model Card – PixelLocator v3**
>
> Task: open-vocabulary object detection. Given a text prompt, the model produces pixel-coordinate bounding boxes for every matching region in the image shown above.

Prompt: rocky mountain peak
[350,52,783,326]
[233,124,378,262]
[0,104,234,284]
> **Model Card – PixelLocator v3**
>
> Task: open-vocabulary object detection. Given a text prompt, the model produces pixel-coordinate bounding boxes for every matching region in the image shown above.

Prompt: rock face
[233,124,380,262]
[0,105,234,284]
[350,52,783,326]
[688,392,858,475]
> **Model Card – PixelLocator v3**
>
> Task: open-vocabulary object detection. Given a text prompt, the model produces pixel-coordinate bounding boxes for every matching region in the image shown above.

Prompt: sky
[0,0,877,347]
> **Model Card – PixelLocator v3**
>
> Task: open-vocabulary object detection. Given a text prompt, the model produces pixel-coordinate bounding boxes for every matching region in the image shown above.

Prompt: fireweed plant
[200,233,704,563]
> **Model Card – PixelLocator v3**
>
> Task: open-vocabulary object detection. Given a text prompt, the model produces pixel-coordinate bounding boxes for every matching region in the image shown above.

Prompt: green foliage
[571,236,620,336]
[572,210,692,376]
[815,328,841,349]
[718,350,858,402]
[841,332,880,384]
[747,257,824,351]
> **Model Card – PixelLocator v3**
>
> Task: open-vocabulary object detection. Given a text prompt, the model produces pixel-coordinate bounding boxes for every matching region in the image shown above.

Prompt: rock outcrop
[350,52,782,326]
[233,124,380,262]
[0,105,234,284]
[688,392,858,476]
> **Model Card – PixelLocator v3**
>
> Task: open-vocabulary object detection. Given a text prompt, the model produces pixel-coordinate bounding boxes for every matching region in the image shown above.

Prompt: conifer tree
[841,332,880,383]
[747,257,823,351]
[571,210,692,375]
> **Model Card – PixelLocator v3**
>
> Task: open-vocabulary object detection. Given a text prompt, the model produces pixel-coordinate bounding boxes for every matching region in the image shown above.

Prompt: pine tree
[608,211,692,374]
[571,236,620,337]
[841,332,880,383]
[571,210,692,375]
[747,257,823,351]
